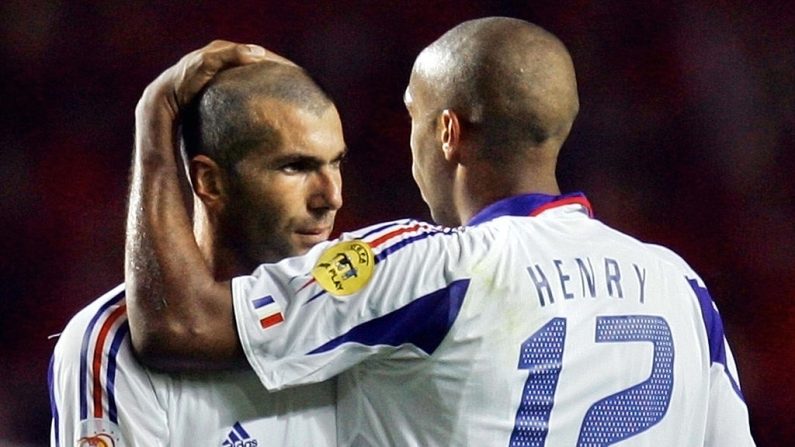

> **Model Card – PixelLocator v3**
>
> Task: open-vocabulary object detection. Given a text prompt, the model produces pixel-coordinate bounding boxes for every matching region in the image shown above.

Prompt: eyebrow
[272,146,348,166]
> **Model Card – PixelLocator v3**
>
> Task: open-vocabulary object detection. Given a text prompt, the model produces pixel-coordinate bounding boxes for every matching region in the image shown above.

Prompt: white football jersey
[50,284,337,447]
[233,193,754,446]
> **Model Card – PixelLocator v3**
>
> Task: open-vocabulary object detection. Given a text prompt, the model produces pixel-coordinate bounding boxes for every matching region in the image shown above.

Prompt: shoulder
[50,284,172,446]
[573,215,704,280]
[342,218,453,242]
[350,217,460,244]
[264,218,463,275]
[235,219,480,307]
[347,218,483,273]
[599,222,710,293]
[641,242,705,284]
[52,283,129,368]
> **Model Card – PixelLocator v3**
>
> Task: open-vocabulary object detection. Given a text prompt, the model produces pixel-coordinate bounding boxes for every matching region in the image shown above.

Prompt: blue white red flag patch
[251,295,284,330]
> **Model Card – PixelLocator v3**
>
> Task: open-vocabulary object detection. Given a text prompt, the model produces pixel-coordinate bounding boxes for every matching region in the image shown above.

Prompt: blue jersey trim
[79,290,125,419]
[48,353,60,447]
[687,278,744,401]
[360,221,406,239]
[308,279,470,356]
[306,289,326,304]
[106,320,129,423]
[468,192,588,226]
[374,231,442,264]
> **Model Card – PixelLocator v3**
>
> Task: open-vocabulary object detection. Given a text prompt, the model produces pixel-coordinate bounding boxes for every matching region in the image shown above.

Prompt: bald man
[125,19,754,446]
[50,59,342,446]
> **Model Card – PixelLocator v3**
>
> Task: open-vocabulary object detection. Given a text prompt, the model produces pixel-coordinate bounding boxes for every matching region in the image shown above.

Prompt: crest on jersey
[77,419,123,447]
[312,240,374,296]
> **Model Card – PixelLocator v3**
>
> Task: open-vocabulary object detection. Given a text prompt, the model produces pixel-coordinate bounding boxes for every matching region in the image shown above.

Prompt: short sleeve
[687,279,755,446]
[233,220,480,391]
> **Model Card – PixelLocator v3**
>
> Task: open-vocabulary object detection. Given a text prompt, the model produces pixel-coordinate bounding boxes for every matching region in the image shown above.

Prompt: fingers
[134,40,296,162]
[171,40,266,109]
[256,46,298,67]
[150,40,298,117]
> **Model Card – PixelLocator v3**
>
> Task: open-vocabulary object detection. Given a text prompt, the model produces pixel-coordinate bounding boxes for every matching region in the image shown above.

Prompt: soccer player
[49,54,345,446]
[125,19,755,446]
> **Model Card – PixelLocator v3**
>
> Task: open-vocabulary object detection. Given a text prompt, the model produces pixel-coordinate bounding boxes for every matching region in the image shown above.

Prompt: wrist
[134,81,181,165]
[135,82,177,123]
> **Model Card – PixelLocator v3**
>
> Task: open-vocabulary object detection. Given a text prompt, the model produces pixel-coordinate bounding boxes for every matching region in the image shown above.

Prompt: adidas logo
[221,422,258,447]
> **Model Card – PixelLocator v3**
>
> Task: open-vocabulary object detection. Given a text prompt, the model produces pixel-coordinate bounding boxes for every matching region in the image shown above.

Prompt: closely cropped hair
[181,61,333,170]
[415,17,579,163]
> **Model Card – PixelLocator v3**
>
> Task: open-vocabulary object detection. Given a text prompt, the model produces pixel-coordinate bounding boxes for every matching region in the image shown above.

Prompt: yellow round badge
[312,240,375,296]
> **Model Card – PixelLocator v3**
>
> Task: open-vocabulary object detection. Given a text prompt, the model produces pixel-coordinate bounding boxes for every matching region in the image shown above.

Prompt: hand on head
[137,40,296,120]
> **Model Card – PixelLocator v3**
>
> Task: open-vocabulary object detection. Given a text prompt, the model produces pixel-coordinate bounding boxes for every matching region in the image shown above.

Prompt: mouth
[294,227,332,246]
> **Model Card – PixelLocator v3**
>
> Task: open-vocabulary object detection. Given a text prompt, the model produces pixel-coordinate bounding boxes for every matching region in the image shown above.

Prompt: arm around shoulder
[125,41,274,371]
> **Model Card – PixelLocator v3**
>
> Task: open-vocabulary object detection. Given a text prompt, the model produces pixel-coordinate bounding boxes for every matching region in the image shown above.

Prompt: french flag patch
[251,295,284,330]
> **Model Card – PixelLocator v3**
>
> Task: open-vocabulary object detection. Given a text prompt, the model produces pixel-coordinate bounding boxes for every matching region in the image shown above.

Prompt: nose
[308,167,342,212]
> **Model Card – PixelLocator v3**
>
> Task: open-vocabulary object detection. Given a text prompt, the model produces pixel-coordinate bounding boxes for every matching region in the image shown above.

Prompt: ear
[439,109,461,163]
[189,155,226,210]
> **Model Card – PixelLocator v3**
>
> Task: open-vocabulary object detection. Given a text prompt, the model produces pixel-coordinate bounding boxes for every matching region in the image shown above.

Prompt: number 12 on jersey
[510,315,674,447]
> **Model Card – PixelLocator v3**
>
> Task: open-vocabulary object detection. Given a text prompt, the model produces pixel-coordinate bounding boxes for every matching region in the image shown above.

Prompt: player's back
[444,207,728,445]
[337,199,753,446]
[233,194,754,446]
[50,284,337,447]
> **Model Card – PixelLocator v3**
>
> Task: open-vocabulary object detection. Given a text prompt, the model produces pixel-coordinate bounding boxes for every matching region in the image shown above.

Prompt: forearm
[125,82,240,371]
[123,41,287,371]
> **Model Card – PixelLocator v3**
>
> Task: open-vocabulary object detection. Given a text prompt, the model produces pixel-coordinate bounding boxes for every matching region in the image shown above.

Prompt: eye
[331,154,347,170]
[280,160,310,174]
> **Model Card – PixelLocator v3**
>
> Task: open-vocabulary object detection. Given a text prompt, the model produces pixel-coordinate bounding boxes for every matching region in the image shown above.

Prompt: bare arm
[125,41,292,371]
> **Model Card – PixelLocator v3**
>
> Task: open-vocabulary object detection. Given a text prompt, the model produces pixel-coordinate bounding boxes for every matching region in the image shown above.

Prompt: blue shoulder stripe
[79,289,125,420]
[105,320,130,423]
[374,231,443,264]
[308,279,470,355]
[687,278,744,401]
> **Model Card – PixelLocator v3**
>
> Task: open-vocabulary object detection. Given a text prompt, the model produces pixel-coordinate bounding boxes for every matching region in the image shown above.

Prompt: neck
[454,158,560,225]
[194,205,249,281]
[207,242,251,280]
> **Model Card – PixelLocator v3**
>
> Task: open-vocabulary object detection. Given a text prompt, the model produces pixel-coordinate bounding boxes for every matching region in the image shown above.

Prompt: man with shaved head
[125,19,754,445]
[50,56,342,446]
[405,18,580,227]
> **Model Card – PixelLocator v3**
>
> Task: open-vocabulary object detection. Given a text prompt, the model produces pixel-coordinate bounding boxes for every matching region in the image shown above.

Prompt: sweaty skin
[128,21,581,369]
[122,21,754,447]
[126,41,290,370]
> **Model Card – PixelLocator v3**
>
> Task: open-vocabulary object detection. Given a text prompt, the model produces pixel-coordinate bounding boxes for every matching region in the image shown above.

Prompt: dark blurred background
[1,1,792,445]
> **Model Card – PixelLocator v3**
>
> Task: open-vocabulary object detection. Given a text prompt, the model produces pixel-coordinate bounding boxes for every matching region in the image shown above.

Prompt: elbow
[124,280,242,371]
[129,320,194,372]
[128,317,244,372]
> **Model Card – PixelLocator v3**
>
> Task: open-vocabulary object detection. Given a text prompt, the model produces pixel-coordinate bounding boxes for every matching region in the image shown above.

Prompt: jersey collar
[467,192,593,226]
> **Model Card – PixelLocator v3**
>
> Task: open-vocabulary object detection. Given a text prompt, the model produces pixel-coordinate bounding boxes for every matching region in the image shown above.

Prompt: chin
[292,246,312,257]
[295,232,331,250]
[279,241,308,259]
[250,243,300,265]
